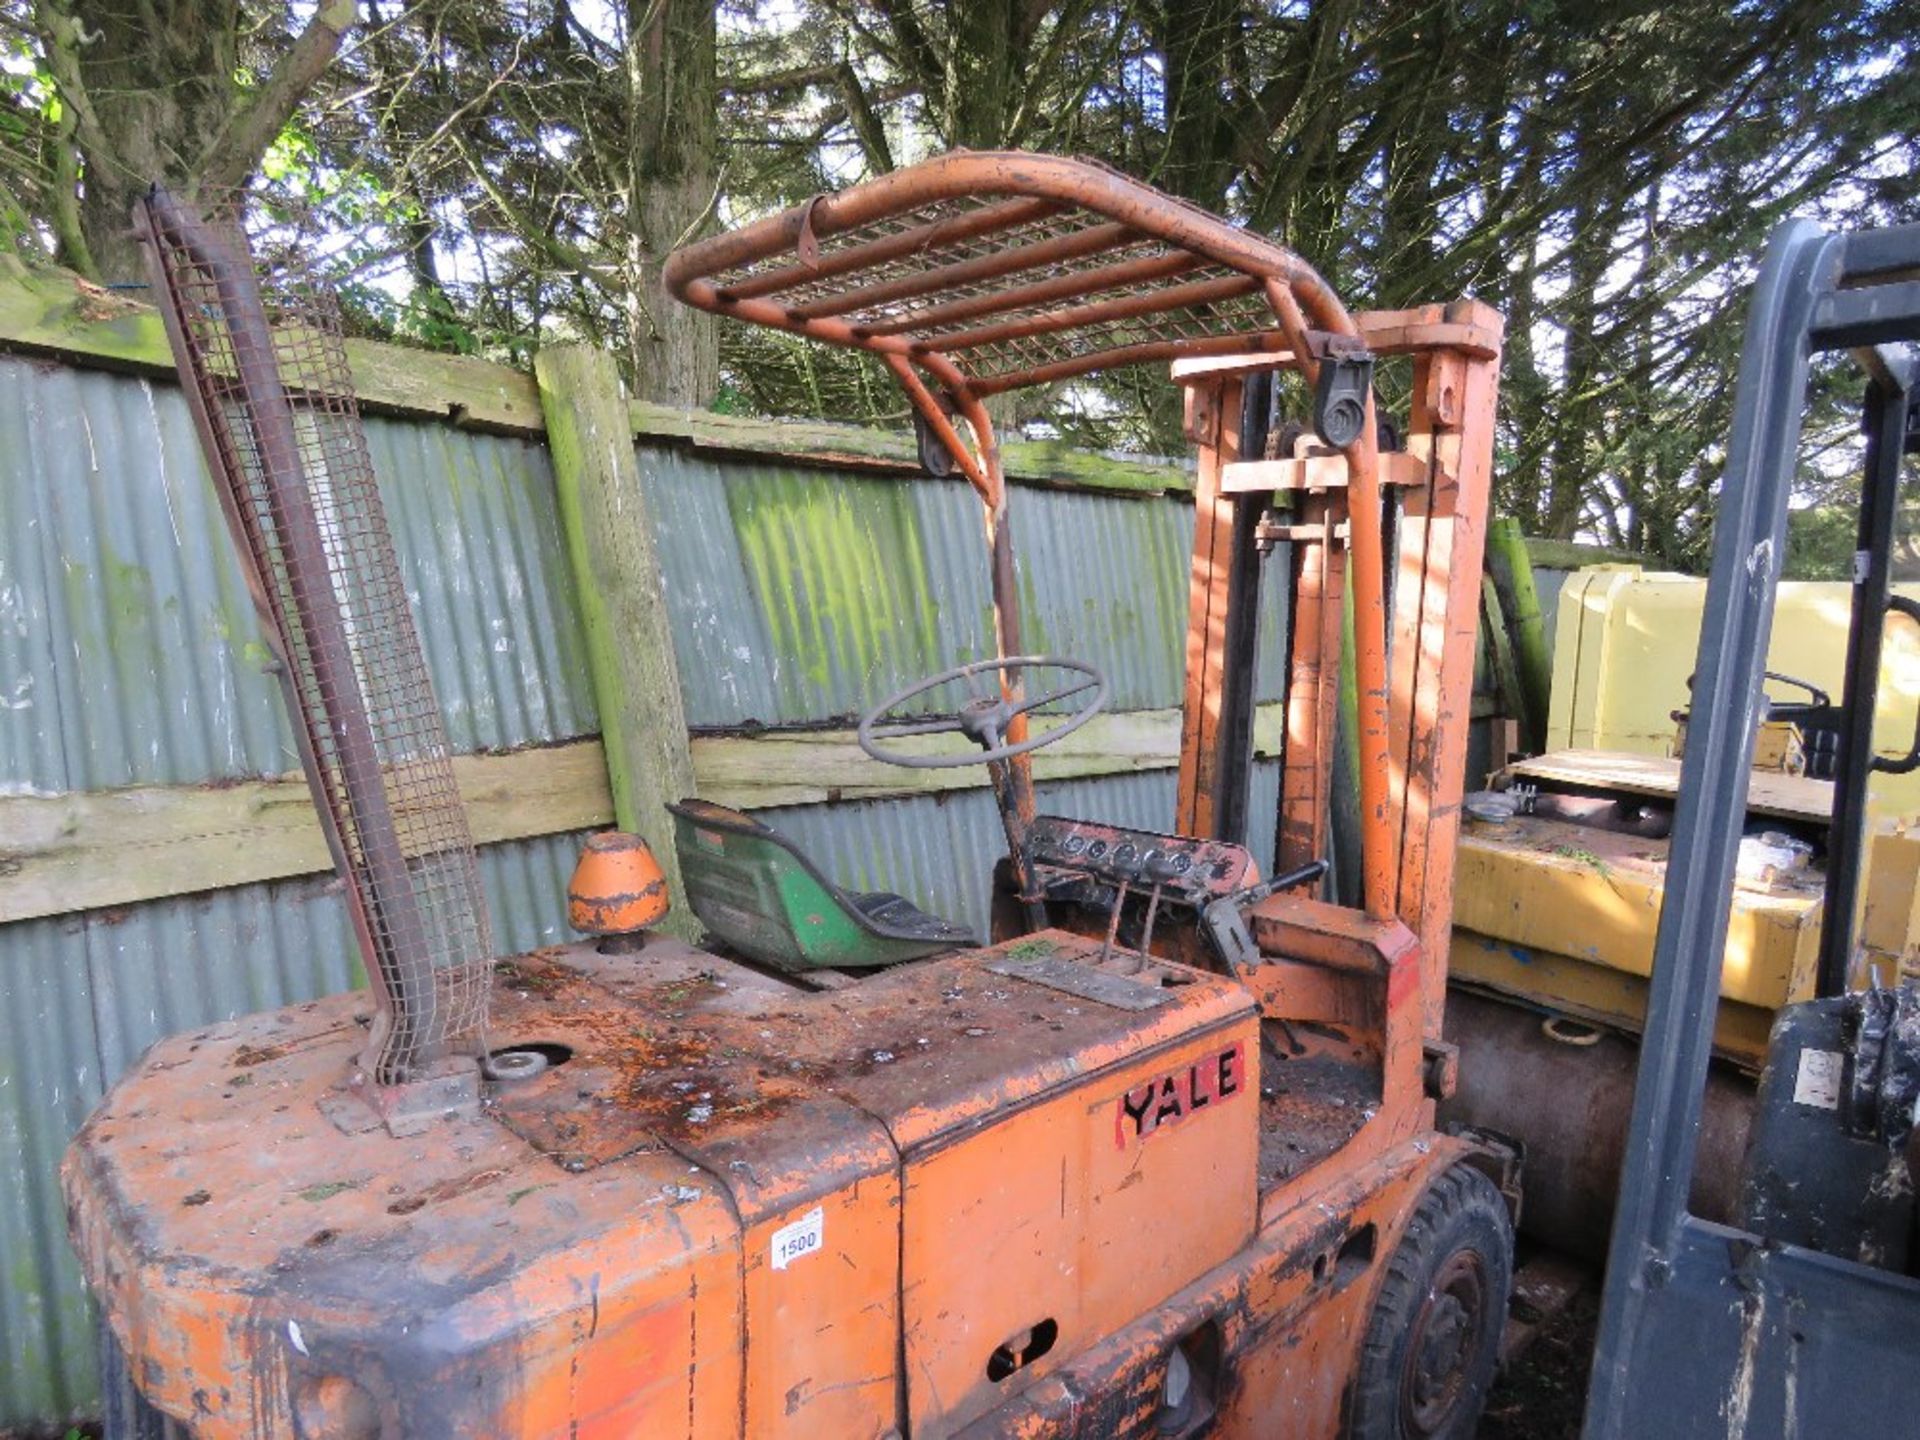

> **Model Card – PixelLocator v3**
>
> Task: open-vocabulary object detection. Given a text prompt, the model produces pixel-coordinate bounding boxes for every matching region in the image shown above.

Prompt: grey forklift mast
[1585,218,1920,1439]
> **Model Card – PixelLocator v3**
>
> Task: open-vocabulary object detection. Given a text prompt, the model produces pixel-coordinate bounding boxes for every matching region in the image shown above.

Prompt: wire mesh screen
[701,194,1289,388]
[137,189,492,1083]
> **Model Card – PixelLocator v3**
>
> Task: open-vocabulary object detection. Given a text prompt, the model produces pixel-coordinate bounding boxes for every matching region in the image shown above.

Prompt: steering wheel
[857,656,1108,769]
[1678,668,1833,721]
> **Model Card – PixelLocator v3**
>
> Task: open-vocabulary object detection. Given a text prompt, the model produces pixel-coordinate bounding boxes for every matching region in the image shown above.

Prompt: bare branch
[835,58,894,173]
[30,0,110,162]
[198,0,359,195]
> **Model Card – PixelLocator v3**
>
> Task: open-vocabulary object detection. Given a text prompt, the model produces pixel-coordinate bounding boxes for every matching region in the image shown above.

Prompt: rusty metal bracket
[982,953,1172,1011]
[1421,1039,1460,1100]
[795,193,828,269]
[318,1057,485,1139]
[1312,348,1376,450]
[1257,518,1352,547]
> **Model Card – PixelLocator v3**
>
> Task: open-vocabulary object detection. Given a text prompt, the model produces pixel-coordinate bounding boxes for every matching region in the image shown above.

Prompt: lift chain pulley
[1312,333,1376,450]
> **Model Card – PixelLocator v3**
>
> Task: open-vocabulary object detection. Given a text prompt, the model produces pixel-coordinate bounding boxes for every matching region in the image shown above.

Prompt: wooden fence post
[536,344,699,938]
[1485,516,1553,754]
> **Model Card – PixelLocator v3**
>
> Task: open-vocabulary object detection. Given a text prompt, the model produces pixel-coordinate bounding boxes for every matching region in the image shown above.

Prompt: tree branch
[26,0,103,273]
[197,0,359,195]
[860,0,942,94]
[726,61,843,96]
[836,58,894,173]
[449,129,610,283]
[30,0,111,162]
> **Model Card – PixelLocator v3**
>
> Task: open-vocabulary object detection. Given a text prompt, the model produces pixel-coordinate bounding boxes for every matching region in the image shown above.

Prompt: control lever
[1097,879,1130,963]
[1095,850,1188,965]
[1201,858,1331,974]
[1124,849,1193,963]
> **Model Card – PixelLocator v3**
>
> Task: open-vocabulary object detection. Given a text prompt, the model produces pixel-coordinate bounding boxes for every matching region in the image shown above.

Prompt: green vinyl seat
[667,798,975,971]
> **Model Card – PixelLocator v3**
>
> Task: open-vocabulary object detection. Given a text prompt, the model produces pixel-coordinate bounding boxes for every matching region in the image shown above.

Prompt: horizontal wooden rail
[1169,306,1504,380]
[699,702,1283,808]
[0,261,1656,559]
[1219,450,1432,494]
[0,255,545,432]
[628,399,1189,494]
[0,257,1186,495]
[0,703,1283,924]
[0,743,614,927]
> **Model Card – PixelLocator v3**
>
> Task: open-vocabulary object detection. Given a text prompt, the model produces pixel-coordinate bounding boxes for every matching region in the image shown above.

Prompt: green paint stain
[729,472,943,713]
[435,429,467,506]
[58,548,156,670]
[299,1179,360,1203]
[1014,564,1049,658]
[102,556,154,649]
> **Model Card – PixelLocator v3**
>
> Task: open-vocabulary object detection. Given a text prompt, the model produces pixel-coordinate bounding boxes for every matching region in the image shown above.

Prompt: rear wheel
[1347,1164,1513,1440]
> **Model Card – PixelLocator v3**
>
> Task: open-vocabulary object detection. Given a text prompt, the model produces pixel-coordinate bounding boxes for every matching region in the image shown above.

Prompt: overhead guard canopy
[663,150,1367,406]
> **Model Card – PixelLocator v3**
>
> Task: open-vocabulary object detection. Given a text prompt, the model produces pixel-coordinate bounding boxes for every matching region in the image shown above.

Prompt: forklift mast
[1586,219,1920,1438]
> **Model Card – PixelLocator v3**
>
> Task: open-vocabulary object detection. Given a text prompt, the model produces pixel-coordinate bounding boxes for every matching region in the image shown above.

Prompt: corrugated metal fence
[0,350,1283,1428]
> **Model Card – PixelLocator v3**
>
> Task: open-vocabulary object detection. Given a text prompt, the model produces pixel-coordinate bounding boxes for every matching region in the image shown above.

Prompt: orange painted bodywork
[67,154,1508,1440]
[900,1023,1258,1438]
[65,935,1273,1439]
[956,1132,1487,1439]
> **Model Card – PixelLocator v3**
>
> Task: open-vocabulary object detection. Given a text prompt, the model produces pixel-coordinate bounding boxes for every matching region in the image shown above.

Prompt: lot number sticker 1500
[771,1206,825,1270]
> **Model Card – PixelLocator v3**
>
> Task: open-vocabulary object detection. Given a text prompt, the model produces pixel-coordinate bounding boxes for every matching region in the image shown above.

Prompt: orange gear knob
[568,831,670,939]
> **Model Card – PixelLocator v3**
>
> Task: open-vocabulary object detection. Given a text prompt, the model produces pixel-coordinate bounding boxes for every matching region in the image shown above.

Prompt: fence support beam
[0,703,1291,925]
[537,344,699,936]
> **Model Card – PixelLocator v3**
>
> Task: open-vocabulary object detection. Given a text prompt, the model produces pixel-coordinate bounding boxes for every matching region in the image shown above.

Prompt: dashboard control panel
[1024,815,1257,903]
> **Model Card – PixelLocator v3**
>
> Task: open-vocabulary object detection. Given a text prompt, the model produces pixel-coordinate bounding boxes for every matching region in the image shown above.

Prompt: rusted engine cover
[64,932,1256,1439]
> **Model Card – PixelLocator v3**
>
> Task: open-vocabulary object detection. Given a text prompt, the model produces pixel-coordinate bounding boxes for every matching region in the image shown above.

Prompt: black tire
[1347,1164,1514,1440]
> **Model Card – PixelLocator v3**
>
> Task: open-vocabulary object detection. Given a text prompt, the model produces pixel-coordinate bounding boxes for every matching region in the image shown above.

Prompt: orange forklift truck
[65,152,1513,1439]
